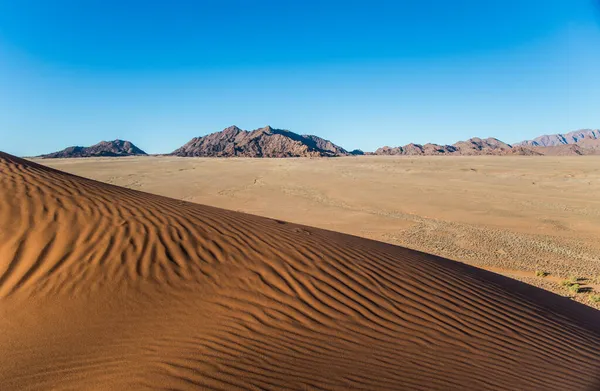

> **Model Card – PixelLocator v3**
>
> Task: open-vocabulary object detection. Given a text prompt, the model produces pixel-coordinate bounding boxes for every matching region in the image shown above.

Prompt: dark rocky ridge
[171,125,349,157]
[40,140,147,158]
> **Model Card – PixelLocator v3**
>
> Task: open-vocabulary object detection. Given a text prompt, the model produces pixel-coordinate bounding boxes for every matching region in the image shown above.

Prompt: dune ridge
[1,151,600,390]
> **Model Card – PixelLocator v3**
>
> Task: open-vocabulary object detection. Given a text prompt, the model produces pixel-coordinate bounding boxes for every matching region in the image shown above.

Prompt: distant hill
[374,137,515,156]
[453,137,512,155]
[517,129,600,147]
[40,140,147,158]
[171,125,349,157]
[375,143,455,156]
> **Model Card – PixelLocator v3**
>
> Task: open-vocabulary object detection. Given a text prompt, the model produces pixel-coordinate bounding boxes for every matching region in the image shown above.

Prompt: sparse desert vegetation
[589,293,600,303]
[562,276,578,287]
[568,283,581,294]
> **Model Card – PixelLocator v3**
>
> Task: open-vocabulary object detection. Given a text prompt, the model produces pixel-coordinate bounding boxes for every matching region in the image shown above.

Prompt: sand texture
[3,152,600,390]
[36,155,600,306]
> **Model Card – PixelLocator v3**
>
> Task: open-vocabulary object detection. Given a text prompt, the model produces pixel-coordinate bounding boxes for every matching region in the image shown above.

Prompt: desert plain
[1,152,600,390]
[37,155,600,305]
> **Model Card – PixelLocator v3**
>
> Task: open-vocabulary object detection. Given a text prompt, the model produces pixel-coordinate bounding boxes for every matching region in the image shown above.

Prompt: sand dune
[1,152,600,390]
[37,155,600,306]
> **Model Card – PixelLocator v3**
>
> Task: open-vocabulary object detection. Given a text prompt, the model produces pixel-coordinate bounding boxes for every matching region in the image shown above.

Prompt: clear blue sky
[1,0,598,156]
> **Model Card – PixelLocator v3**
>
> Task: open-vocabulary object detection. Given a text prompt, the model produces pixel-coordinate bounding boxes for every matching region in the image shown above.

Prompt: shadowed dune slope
[1,152,600,391]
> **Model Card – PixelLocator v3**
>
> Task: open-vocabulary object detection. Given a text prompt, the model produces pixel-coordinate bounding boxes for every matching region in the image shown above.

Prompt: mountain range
[36,127,600,158]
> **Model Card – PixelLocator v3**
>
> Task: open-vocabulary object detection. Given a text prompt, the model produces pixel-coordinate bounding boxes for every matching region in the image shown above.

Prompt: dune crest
[1,151,599,390]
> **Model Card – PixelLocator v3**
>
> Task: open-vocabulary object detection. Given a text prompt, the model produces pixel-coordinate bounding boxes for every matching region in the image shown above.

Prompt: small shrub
[568,284,581,294]
[561,277,581,294]
[590,294,600,303]
[535,270,549,277]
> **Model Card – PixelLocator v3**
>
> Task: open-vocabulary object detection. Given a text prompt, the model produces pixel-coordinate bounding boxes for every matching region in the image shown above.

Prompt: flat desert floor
[36,155,600,307]
[1,152,600,390]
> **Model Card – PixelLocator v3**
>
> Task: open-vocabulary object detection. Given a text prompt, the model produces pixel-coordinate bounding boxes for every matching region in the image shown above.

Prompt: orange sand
[1,152,599,390]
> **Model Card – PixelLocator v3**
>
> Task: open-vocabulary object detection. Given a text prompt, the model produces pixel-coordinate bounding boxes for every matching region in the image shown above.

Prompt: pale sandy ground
[36,155,600,308]
[3,152,600,390]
